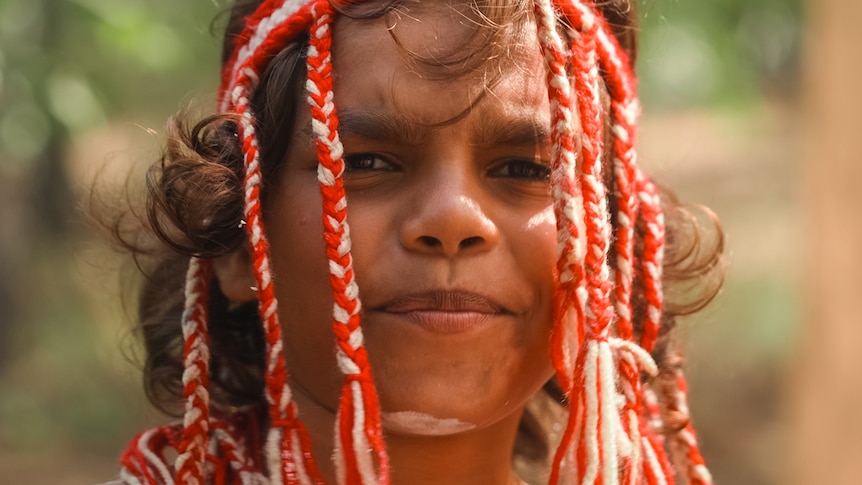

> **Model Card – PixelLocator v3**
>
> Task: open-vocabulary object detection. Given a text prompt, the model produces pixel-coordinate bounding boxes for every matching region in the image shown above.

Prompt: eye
[344,153,395,172]
[489,159,551,182]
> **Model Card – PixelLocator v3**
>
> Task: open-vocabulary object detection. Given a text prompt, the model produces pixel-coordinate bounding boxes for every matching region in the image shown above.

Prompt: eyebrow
[337,108,427,145]
[324,107,551,148]
[475,115,551,148]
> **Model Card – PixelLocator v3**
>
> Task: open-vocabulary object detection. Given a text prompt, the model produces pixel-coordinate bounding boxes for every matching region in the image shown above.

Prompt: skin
[218,3,569,483]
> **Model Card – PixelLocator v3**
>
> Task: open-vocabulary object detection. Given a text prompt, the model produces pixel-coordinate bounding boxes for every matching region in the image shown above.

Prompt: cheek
[520,205,559,288]
[265,175,344,404]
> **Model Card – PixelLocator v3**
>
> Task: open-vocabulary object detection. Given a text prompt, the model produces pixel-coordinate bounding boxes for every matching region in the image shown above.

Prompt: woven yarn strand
[532,0,587,478]
[305,2,390,484]
[174,257,214,485]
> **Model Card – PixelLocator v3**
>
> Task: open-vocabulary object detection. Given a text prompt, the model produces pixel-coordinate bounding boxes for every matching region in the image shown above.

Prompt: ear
[213,246,257,302]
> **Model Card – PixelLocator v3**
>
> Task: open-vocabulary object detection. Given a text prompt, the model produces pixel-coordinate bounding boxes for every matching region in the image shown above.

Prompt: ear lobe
[213,246,257,302]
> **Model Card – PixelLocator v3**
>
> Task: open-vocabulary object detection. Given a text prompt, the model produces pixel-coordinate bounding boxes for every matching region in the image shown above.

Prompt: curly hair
[117,0,724,479]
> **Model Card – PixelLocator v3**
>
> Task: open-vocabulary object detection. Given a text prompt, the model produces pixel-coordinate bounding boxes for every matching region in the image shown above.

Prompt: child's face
[264,4,561,435]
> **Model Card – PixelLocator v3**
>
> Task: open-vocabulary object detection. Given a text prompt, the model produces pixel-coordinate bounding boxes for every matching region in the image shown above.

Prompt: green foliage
[0,0,805,168]
[0,0,224,169]
[638,0,803,110]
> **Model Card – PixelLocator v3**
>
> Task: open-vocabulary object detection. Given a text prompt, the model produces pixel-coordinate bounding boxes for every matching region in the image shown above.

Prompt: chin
[380,410,477,437]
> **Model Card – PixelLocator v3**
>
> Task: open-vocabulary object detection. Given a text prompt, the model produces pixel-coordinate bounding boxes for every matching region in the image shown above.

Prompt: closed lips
[373,290,512,334]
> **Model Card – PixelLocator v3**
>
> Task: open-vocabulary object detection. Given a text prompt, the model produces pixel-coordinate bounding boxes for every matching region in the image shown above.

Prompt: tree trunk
[793,1,862,483]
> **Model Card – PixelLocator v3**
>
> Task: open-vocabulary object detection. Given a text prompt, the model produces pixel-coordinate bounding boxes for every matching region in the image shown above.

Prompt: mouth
[371,290,511,334]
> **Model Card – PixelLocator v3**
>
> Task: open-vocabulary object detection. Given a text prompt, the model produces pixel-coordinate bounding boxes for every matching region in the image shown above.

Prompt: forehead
[329,2,549,127]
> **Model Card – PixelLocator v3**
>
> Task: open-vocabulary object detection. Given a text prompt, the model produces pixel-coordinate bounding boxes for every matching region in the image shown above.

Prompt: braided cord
[121,413,270,485]
[220,0,313,111]
[659,362,714,485]
[534,0,623,482]
[591,10,648,485]
[219,1,339,483]
[174,257,214,485]
[532,0,587,479]
[535,0,587,398]
[570,11,622,477]
[538,1,710,484]
[305,2,390,484]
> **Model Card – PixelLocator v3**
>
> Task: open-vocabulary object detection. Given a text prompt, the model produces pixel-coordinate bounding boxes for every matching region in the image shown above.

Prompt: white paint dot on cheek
[380,411,476,436]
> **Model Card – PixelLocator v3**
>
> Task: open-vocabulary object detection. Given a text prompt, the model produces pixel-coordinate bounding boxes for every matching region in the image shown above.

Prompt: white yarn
[119,470,144,485]
[693,464,714,483]
[212,428,270,485]
[351,381,378,485]
[642,437,669,485]
[598,342,620,485]
[265,427,284,485]
[582,342,601,484]
[221,0,310,112]
[138,429,176,485]
[333,410,347,485]
[290,428,315,485]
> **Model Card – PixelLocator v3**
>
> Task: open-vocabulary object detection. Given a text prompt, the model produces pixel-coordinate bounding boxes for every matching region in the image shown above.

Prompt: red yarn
[220,0,298,100]
[667,372,712,485]
[636,177,664,353]
[305,2,390,483]
[175,258,213,485]
[234,44,325,482]
[120,410,269,485]
[571,17,613,339]
[221,2,318,112]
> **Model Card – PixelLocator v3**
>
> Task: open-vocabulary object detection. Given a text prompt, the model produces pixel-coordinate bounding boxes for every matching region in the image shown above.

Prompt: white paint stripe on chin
[380,411,476,436]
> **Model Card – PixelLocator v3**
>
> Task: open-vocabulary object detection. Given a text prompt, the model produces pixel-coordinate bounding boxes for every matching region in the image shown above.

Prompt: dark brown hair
[122,0,723,475]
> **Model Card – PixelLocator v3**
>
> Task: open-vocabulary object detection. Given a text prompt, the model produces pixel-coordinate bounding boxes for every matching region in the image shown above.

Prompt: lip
[372,290,510,334]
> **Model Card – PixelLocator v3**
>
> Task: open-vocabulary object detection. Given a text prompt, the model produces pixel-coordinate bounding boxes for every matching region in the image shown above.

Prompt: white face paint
[381,411,476,436]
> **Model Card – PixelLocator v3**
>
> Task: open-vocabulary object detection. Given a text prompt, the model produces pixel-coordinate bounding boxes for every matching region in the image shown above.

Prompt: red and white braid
[539,0,712,484]
[533,0,585,402]
[592,9,663,485]
[536,0,629,482]
[233,65,324,485]
[659,369,714,485]
[305,2,390,484]
[220,0,315,112]
[638,174,713,485]
[533,0,585,478]
[175,257,214,485]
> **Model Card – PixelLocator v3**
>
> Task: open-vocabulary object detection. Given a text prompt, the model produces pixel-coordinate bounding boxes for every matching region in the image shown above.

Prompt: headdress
[119,0,712,484]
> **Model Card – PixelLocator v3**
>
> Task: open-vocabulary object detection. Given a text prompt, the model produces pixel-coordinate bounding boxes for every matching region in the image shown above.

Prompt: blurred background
[0,0,855,483]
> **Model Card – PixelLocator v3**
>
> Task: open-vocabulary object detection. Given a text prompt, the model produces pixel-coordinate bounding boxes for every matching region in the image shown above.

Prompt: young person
[113,0,722,483]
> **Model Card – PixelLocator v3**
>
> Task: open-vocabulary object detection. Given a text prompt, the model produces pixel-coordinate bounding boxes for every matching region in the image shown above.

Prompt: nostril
[419,235,441,248]
[459,236,483,249]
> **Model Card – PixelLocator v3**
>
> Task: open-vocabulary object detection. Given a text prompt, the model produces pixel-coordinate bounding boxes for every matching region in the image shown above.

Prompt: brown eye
[489,160,551,182]
[344,153,395,172]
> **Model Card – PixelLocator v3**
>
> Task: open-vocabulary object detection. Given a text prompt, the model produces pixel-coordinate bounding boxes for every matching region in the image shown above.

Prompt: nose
[400,178,500,257]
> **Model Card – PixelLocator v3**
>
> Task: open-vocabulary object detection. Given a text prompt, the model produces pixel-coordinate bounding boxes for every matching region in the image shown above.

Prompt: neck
[288,385,525,485]
[385,411,525,485]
